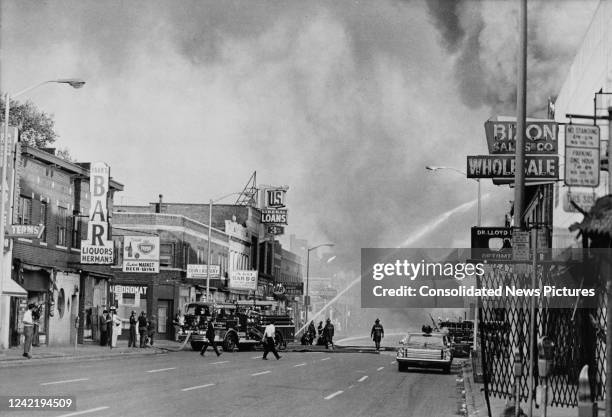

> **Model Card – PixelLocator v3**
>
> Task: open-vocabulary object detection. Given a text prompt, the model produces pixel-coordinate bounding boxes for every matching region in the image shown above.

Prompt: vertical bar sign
[81,162,114,264]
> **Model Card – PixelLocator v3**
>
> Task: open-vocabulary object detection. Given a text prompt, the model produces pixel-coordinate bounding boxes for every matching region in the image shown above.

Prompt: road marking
[57,406,109,417]
[252,371,271,376]
[252,356,261,359]
[324,390,344,400]
[321,357,331,361]
[181,383,215,392]
[294,363,306,367]
[377,366,384,371]
[146,367,175,373]
[41,378,89,386]
[390,361,396,365]
[358,375,368,382]
[210,361,229,364]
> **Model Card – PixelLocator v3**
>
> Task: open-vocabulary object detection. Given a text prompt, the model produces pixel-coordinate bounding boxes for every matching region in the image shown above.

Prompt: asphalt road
[1,349,460,417]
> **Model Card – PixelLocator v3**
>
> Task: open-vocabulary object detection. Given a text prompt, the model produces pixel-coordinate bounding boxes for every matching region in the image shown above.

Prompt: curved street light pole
[206,192,244,302]
[1,79,85,294]
[305,243,334,325]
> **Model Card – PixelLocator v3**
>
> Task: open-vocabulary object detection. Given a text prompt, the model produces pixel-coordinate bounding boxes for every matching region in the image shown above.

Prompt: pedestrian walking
[147,314,157,346]
[262,320,281,360]
[32,304,41,347]
[323,318,335,349]
[138,311,148,348]
[128,311,138,348]
[99,310,109,346]
[22,303,37,359]
[371,318,385,351]
[200,318,221,357]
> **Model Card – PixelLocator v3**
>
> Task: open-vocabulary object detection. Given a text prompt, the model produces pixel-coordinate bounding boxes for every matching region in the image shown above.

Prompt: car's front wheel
[442,364,451,374]
[398,362,408,372]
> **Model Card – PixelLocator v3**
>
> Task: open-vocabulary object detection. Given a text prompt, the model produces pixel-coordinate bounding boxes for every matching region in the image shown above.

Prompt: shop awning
[2,279,28,297]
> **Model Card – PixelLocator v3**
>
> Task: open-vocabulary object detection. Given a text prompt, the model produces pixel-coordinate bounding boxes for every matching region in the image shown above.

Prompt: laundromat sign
[112,285,148,296]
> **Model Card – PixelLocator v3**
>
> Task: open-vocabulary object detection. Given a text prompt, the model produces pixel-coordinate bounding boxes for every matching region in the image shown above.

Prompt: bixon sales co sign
[484,120,558,154]
[81,162,114,264]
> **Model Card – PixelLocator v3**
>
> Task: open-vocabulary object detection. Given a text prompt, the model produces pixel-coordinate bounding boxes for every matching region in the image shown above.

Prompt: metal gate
[479,262,606,407]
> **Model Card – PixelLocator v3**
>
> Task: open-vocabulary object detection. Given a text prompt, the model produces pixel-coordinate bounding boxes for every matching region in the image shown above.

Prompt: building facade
[4,145,123,348]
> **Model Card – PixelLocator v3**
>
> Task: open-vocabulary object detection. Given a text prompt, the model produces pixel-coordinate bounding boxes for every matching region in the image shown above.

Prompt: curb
[461,359,487,417]
[0,348,167,368]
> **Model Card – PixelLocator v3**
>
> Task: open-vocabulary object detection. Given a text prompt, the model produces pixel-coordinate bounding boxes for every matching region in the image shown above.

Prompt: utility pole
[513,0,527,230]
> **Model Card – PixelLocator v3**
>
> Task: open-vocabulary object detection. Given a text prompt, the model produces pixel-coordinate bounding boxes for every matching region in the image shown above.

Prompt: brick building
[8,145,123,347]
[110,210,231,341]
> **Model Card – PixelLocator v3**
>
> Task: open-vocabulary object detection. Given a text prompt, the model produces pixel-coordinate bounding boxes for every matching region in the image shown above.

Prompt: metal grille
[479,262,606,407]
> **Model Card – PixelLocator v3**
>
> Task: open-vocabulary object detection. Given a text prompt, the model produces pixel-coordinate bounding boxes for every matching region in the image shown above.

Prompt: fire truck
[177,300,295,352]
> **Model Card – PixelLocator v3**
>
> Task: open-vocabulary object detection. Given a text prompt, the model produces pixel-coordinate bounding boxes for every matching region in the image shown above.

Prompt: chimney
[155,194,163,213]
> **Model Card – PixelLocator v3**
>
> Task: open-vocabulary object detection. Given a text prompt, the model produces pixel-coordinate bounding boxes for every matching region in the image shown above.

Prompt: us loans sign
[81,162,114,264]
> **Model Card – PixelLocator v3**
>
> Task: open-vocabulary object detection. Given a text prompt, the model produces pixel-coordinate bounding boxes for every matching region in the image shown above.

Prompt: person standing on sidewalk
[128,311,137,348]
[109,307,123,349]
[138,311,148,348]
[100,310,109,346]
[22,303,37,359]
[371,318,384,351]
[147,314,157,346]
[200,318,221,357]
[262,320,281,360]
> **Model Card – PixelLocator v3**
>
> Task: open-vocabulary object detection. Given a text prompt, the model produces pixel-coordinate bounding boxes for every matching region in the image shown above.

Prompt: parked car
[396,331,452,373]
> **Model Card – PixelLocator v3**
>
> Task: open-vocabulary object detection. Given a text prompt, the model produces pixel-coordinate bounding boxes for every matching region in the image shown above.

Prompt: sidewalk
[0,339,176,368]
[460,359,606,417]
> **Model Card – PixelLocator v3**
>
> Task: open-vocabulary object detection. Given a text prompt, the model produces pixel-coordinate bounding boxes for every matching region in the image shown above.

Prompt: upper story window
[39,201,48,242]
[17,196,32,225]
[57,206,68,246]
[160,243,174,267]
[71,215,82,249]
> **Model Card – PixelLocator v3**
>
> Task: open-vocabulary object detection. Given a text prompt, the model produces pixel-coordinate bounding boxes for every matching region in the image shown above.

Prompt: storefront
[78,271,111,344]
[3,278,28,348]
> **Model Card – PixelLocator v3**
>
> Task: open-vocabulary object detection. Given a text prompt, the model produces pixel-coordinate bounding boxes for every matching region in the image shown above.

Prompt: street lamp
[205,192,243,302]
[425,166,481,227]
[1,78,85,290]
[305,243,334,325]
[426,165,481,353]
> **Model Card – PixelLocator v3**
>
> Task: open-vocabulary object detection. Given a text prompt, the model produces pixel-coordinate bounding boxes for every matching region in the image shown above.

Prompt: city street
[1,350,459,417]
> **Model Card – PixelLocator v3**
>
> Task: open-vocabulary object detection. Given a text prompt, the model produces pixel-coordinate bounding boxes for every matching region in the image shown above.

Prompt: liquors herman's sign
[81,162,114,264]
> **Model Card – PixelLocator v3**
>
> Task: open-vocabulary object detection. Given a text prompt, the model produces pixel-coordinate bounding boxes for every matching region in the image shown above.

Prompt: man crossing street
[262,320,281,360]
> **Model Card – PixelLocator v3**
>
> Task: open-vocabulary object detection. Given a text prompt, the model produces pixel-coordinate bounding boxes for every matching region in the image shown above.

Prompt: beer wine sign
[81,162,114,264]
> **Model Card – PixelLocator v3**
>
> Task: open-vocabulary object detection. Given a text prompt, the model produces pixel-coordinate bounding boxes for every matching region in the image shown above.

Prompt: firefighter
[323,318,335,349]
[371,318,384,351]
[307,321,316,345]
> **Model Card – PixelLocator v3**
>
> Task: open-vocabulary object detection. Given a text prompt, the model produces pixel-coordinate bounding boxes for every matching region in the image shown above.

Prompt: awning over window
[2,279,28,297]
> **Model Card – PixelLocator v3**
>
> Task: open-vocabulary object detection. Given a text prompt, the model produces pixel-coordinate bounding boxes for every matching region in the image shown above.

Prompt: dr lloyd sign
[81,162,114,264]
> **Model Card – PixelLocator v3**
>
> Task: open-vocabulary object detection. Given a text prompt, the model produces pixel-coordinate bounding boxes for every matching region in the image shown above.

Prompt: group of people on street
[100,309,156,349]
[301,318,335,349]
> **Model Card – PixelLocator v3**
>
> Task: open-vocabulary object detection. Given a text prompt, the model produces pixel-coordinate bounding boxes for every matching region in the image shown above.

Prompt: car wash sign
[81,162,114,264]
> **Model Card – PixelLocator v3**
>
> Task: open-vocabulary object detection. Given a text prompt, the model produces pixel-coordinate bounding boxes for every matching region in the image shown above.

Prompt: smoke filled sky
[0,0,599,267]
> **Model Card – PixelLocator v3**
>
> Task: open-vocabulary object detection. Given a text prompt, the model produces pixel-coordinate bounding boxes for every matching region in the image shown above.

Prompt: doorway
[157,300,173,340]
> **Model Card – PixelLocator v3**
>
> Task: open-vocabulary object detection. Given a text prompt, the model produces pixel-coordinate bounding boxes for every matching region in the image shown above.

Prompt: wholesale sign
[122,236,160,273]
[484,120,558,154]
[81,162,114,264]
[565,124,600,187]
[229,270,258,291]
[466,155,559,180]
